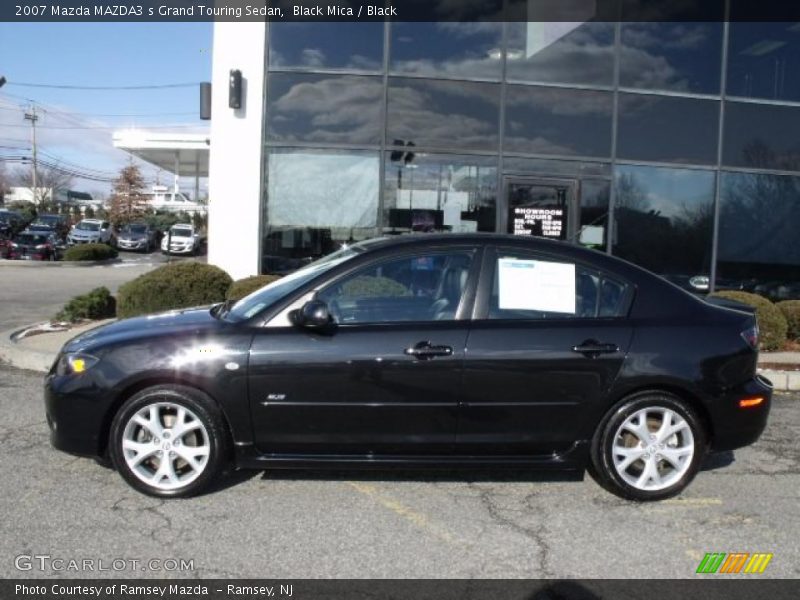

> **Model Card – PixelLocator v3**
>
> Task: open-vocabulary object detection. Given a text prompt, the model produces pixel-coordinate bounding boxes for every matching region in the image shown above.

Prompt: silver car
[116,223,156,252]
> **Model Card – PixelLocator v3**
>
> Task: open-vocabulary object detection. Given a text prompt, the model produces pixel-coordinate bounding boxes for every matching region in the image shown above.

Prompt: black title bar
[4,0,800,22]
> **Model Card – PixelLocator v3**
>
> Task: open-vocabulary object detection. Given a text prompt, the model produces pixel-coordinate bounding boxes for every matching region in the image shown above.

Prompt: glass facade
[262,17,800,299]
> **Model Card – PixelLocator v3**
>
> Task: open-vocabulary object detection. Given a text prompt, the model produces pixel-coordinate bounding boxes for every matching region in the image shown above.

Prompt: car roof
[80,218,104,223]
[350,233,678,292]
[352,233,598,256]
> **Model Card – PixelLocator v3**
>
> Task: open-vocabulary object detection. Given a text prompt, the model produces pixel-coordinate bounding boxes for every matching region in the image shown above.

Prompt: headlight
[56,353,99,376]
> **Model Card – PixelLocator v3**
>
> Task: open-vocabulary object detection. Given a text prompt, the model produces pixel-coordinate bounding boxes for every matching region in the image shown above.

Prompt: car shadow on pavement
[700,450,735,471]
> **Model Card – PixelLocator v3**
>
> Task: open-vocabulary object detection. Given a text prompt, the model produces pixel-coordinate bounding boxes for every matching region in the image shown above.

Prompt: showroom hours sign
[511,207,567,240]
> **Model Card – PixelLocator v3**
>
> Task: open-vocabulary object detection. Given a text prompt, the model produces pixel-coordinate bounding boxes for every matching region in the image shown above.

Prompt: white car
[67,219,114,246]
[161,224,201,255]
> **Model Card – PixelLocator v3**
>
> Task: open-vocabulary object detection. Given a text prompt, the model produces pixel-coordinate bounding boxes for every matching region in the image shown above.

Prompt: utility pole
[23,105,39,206]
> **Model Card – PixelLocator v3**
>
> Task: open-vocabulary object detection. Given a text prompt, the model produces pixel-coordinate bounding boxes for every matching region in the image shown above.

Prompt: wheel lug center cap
[162,441,172,450]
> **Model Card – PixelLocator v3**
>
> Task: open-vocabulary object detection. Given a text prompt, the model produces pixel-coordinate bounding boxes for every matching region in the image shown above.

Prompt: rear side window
[488,252,630,320]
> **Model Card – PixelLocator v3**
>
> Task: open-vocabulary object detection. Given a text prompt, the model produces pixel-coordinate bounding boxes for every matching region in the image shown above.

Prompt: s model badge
[262,393,287,405]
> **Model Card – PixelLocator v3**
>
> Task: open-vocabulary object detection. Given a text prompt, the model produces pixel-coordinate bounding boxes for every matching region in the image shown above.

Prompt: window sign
[497,258,576,314]
[511,206,566,239]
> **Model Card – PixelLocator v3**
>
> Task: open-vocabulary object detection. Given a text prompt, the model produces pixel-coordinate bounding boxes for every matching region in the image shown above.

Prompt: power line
[7,81,200,90]
[2,123,205,130]
[0,104,197,118]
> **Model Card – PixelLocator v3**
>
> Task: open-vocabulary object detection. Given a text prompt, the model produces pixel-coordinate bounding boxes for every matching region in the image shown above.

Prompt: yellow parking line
[347,482,457,545]
[662,497,723,506]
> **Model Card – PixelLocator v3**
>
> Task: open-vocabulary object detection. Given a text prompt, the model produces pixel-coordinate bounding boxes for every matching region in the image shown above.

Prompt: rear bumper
[709,374,773,451]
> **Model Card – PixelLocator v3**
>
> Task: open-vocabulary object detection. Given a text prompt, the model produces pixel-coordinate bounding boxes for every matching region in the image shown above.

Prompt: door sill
[235,441,589,470]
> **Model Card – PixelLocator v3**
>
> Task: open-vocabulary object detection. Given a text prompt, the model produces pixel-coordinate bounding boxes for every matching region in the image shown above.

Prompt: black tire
[590,391,707,501]
[109,384,229,498]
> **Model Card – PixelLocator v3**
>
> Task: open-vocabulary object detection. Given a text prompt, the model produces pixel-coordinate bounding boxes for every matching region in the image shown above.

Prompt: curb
[0,258,122,267]
[0,325,57,372]
[758,369,800,393]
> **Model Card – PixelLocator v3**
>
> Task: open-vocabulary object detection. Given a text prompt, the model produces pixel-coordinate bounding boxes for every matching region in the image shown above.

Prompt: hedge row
[116,262,233,318]
[63,243,118,262]
[55,287,116,323]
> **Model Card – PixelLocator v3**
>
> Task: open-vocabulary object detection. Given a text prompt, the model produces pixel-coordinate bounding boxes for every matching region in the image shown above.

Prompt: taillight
[741,324,759,350]
[739,396,765,408]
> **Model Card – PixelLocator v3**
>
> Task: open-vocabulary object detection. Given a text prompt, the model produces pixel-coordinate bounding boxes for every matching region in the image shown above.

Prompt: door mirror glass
[295,300,332,329]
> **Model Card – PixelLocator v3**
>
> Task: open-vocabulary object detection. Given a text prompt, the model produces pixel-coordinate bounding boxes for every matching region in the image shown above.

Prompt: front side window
[488,252,629,320]
[318,251,475,324]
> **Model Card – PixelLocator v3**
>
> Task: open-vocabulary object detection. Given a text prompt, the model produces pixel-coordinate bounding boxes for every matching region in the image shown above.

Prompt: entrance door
[504,178,577,241]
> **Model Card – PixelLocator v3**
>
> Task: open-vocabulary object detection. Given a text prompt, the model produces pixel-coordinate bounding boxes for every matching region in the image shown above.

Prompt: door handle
[572,340,619,356]
[405,341,454,360]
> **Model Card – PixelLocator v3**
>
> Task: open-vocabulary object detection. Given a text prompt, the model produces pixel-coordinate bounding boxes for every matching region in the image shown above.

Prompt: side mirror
[295,300,332,329]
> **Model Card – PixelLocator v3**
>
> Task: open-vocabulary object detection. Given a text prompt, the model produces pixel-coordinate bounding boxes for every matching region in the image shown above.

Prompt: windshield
[170,227,192,238]
[76,222,100,231]
[18,234,48,244]
[123,224,147,234]
[35,216,59,224]
[223,245,362,322]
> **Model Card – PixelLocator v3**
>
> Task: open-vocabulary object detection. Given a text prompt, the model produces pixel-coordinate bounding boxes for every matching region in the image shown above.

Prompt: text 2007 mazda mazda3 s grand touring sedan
[45,234,772,500]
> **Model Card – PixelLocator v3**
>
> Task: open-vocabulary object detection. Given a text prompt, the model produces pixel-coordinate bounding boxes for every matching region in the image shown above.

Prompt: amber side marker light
[739,396,765,408]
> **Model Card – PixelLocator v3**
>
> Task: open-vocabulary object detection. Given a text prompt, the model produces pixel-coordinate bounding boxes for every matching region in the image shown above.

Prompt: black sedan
[45,234,772,500]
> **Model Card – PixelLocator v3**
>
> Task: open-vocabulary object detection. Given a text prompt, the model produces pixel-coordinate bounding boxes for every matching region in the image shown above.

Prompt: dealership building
[207,17,800,299]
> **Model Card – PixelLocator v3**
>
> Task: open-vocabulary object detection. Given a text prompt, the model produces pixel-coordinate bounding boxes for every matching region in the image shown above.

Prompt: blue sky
[0,22,212,198]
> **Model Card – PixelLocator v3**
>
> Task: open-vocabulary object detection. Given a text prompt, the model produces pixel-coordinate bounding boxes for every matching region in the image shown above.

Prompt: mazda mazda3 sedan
[45,234,772,500]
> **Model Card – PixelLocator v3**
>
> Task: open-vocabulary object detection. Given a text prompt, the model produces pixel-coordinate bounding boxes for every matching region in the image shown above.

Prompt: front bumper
[44,369,112,457]
[117,239,147,250]
[709,374,773,451]
[162,244,194,254]
[68,237,101,245]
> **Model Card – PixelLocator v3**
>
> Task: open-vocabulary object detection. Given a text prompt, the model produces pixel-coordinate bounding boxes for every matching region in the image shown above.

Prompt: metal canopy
[112,130,210,178]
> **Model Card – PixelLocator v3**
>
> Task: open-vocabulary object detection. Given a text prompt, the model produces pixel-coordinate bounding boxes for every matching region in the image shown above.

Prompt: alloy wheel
[121,402,210,491]
[611,406,695,492]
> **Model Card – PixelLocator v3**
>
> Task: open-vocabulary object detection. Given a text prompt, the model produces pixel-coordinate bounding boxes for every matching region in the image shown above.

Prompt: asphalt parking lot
[0,363,797,579]
[0,253,203,332]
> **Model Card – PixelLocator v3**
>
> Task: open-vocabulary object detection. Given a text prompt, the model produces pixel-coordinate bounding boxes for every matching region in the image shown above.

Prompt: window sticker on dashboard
[497,258,576,313]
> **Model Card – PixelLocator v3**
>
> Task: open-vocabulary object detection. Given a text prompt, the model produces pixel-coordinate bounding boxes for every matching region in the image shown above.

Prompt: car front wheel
[109,385,228,497]
[590,392,706,501]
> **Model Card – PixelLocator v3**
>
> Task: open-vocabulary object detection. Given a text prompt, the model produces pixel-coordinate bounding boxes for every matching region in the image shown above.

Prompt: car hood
[62,306,226,353]
[70,230,100,237]
[119,233,147,241]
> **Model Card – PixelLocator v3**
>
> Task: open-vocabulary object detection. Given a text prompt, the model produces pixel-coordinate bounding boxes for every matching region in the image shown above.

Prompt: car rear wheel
[590,392,706,501]
[109,385,229,498]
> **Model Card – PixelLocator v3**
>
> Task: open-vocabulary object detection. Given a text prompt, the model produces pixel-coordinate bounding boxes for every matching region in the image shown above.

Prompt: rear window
[488,252,631,320]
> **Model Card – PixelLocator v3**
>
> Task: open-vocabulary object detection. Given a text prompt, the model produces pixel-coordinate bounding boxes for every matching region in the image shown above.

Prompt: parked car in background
[46,234,771,500]
[161,223,201,255]
[116,222,157,253]
[31,214,70,239]
[67,219,114,246]
[0,209,28,238]
[7,230,61,261]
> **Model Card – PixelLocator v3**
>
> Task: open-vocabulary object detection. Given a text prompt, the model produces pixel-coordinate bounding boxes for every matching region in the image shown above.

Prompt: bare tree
[108,164,149,227]
[12,163,74,205]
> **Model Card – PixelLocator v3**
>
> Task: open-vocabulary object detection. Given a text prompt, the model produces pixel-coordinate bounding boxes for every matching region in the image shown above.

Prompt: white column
[207,21,267,280]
